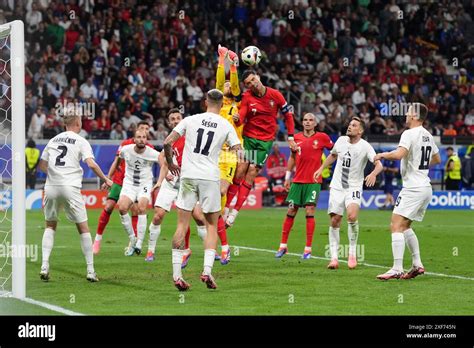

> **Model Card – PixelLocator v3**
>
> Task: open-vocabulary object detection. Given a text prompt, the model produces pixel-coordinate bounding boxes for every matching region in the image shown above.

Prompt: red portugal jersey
[293,132,333,184]
[172,136,185,167]
[238,87,295,141]
[112,138,155,185]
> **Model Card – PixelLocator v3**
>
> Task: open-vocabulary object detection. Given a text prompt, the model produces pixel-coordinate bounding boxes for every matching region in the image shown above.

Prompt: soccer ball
[241,46,262,66]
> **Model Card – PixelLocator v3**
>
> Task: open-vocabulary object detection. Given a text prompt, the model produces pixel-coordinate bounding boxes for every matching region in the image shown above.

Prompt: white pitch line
[16,296,84,316]
[233,245,474,281]
[22,297,85,316]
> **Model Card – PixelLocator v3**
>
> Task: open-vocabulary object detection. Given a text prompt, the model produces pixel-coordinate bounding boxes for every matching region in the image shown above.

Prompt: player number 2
[55,145,68,167]
[419,146,432,170]
[193,128,215,156]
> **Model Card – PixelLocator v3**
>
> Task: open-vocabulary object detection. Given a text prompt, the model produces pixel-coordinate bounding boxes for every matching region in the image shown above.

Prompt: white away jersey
[173,112,241,181]
[398,126,439,188]
[119,144,160,187]
[41,131,94,188]
[330,136,376,190]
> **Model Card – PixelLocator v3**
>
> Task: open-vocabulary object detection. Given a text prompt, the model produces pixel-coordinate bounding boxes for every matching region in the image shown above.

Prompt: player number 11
[193,128,215,156]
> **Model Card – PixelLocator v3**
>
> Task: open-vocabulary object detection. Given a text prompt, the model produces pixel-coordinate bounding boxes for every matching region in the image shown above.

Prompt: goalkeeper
[213,44,243,265]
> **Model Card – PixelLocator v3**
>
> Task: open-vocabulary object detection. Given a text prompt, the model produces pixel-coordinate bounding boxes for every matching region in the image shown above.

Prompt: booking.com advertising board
[1,189,473,211]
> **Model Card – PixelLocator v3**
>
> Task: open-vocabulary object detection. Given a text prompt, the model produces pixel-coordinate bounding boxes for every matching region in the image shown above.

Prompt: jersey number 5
[55,145,68,167]
[193,128,215,156]
[419,146,432,170]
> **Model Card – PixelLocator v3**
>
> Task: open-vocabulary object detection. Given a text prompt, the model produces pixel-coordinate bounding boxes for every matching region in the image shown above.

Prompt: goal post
[0,20,25,299]
[11,20,26,300]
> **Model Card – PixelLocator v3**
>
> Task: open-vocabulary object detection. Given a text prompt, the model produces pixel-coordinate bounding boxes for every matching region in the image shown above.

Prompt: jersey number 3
[55,145,68,167]
[419,146,432,170]
[193,128,215,156]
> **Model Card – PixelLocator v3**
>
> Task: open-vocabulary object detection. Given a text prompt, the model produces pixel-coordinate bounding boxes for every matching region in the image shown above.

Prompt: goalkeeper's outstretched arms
[216,44,240,99]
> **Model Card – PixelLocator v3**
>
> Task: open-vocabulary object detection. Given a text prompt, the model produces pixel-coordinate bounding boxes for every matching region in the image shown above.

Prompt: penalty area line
[233,245,474,281]
[20,296,85,316]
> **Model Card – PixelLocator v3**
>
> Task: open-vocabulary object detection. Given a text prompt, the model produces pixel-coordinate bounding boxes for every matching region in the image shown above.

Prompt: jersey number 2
[193,128,215,156]
[419,146,432,170]
[55,145,68,167]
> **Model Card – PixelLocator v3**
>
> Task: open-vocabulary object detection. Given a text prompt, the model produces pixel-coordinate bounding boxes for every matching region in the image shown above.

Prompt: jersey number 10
[193,128,215,156]
[419,146,432,170]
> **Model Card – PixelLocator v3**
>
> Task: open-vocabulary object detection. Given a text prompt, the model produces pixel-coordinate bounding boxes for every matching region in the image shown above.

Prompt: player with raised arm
[224,69,297,227]
[38,115,113,282]
[163,89,242,291]
[214,44,242,263]
[314,117,383,269]
[374,103,441,280]
[93,121,153,255]
[111,130,161,256]
[275,113,333,259]
[146,109,207,264]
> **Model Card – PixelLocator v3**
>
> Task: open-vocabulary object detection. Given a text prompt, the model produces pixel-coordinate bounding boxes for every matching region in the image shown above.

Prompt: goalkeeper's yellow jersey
[220,97,243,150]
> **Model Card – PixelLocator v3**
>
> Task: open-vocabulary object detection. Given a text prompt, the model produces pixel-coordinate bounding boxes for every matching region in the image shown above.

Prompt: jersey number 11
[193,128,215,156]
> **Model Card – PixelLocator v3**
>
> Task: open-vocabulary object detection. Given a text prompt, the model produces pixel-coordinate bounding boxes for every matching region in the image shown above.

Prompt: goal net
[0,20,25,299]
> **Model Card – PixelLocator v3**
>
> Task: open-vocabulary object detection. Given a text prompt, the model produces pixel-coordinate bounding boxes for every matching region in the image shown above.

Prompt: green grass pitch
[1,208,473,315]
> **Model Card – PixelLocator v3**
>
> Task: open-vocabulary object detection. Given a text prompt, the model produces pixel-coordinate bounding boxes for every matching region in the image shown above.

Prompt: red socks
[217,216,228,246]
[131,215,138,237]
[306,216,315,248]
[185,226,191,249]
[225,178,242,208]
[281,214,295,244]
[234,181,252,211]
[97,209,111,235]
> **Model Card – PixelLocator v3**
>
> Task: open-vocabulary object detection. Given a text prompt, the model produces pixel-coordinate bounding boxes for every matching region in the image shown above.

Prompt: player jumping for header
[214,44,243,263]
[224,69,297,227]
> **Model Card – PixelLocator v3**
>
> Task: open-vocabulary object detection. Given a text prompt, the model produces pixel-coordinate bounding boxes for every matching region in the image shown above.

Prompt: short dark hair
[242,69,258,82]
[413,103,428,120]
[351,116,365,131]
[167,108,181,118]
[137,121,149,128]
[206,89,224,104]
[447,146,454,151]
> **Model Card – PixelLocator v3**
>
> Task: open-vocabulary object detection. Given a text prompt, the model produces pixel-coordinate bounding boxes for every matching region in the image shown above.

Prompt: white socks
[79,232,94,273]
[203,249,216,275]
[148,223,161,253]
[404,228,422,267]
[348,221,359,257]
[391,232,405,272]
[136,214,147,250]
[328,226,340,260]
[196,226,207,241]
[172,249,184,281]
[120,213,135,239]
[95,234,102,242]
[41,228,55,269]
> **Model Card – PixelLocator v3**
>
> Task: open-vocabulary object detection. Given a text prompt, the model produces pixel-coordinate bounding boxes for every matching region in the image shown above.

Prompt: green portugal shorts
[243,136,273,167]
[286,183,321,207]
[107,183,123,201]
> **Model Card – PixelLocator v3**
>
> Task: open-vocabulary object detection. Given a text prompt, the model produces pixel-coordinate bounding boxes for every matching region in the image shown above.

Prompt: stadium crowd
[0,0,473,141]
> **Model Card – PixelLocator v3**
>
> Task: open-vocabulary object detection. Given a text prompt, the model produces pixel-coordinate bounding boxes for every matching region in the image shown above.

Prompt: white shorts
[43,185,87,223]
[176,178,220,213]
[120,182,152,203]
[393,187,432,222]
[328,187,362,216]
[154,180,179,212]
